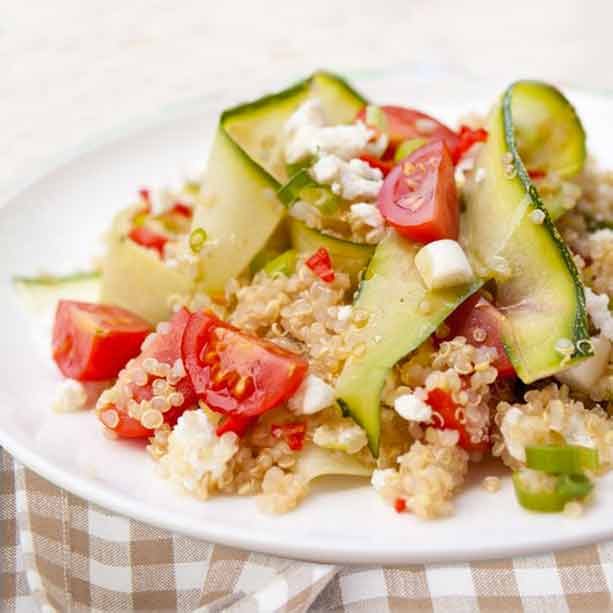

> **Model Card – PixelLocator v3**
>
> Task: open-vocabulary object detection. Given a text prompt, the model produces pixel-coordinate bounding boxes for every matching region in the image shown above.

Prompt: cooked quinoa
[40,73,613,520]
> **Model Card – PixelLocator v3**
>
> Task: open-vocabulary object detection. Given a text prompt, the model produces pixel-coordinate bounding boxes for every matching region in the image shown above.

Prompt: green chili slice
[525,445,599,475]
[512,471,593,513]
[263,249,297,277]
[189,227,208,253]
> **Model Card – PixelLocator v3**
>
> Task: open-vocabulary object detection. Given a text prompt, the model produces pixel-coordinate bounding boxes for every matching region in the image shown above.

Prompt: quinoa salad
[19,72,613,519]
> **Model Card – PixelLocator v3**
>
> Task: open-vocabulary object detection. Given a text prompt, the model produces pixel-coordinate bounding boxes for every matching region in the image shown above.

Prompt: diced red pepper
[394,498,407,513]
[306,248,335,283]
[139,188,152,213]
[170,202,193,218]
[271,422,306,451]
[128,226,168,256]
[455,125,488,163]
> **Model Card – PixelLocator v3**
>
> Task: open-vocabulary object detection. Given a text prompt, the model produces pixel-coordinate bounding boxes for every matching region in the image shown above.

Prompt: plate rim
[4,67,613,565]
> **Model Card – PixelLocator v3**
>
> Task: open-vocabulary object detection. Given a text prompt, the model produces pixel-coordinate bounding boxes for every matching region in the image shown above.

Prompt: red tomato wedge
[182,311,308,419]
[52,301,152,381]
[426,388,490,452]
[128,226,168,256]
[306,248,335,282]
[377,140,459,243]
[97,308,198,438]
[446,294,516,378]
[357,105,460,160]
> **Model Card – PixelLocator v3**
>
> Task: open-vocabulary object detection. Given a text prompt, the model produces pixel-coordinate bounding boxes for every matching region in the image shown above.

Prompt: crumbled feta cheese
[415,240,475,290]
[313,421,368,454]
[52,379,87,413]
[556,336,611,393]
[337,305,352,321]
[288,375,336,415]
[585,288,613,341]
[311,122,373,161]
[339,162,382,201]
[371,468,396,491]
[284,99,327,164]
[364,132,389,158]
[160,410,238,493]
[394,393,432,422]
[311,154,343,184]
[500,407,526,461]
[349,203,384,229]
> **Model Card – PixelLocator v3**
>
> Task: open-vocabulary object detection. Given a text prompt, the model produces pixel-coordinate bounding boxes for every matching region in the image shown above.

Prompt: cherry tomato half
[97,308,198,438]
[182,311,308,419]
[427,388,490,452]
[52,301,152,381]
[358,105,460,160]
[377,140,459,243]
[445,294,516,378]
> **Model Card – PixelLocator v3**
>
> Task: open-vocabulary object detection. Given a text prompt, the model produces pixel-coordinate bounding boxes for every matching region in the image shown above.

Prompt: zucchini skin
[502,83,590,361]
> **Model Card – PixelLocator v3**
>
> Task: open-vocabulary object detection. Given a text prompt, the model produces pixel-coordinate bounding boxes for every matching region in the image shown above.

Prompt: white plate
[2,69,613,565]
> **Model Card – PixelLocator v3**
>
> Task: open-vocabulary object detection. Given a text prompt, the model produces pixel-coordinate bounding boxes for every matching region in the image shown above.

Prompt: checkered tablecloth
[2,448,613,612]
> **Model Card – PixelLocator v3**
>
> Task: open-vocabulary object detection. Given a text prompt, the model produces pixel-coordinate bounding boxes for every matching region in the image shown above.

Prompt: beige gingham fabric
[2,448,613,612]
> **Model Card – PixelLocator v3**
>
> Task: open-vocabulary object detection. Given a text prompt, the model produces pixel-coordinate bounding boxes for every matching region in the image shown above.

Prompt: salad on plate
[16,71,613,519]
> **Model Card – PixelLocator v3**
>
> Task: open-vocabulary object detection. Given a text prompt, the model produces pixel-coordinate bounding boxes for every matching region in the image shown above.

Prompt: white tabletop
[2,0,612,201]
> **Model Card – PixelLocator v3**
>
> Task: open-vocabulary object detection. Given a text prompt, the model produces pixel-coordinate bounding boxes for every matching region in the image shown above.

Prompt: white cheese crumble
[585,287,613,341]
[52,379,87,413]
[556,336,611,393]
[371,468,397,491]
[393,393,432,422]
[311,122,373,161]
[284,99,327,163]
[310,154,383,203]
[160,410,238,493]
[414,240,474,290]
[288,375,336,415]
[349,203,384,229]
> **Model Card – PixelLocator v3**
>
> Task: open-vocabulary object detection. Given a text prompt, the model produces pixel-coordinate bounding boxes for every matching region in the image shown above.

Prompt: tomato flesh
[216,413,256,437]
[52,301,152,381]
[182,311,308,419]
[306,248,335,282]
[377,140,459,243]
[446,294,516,378]
[358,105,460,161]
[97,308,198,438]
[426,388,490,452]
[128,226,168,256]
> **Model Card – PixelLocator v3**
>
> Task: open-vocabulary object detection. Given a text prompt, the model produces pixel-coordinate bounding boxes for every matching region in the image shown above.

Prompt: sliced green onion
[264,249,297,277]
[555,473,593,500]
[278,169,317,207]
[526,444,599,475]
[189,227,208,253]
[365,105,388,133]
[299,186,339,216]
[394,138,427,162]
[512,471,593,513]
[285,158,314,181]
[13,270,100,287]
